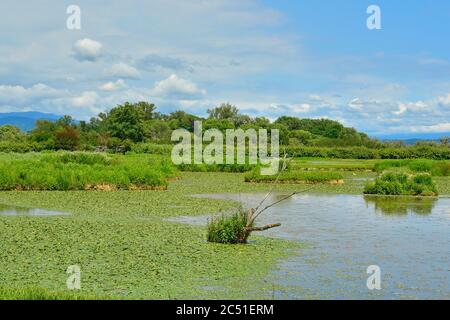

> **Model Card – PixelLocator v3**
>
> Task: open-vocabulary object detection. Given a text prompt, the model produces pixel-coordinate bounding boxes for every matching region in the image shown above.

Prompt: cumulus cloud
[0,83,64,105]
[99,79,127,91]
[110,63,140,79]
[438,94,450,106]
[72,38,103,61]
[393,101,428,115]
[151,74,206,100]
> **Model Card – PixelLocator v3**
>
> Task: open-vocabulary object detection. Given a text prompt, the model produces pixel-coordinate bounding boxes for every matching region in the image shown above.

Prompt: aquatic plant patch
[0,152,176,191]
[364,172,438,196]
[244,169,344,184]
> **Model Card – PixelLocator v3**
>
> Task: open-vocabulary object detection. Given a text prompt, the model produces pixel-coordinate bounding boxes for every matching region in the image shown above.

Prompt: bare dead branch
[245,223,281,232]
[250,154,290,220]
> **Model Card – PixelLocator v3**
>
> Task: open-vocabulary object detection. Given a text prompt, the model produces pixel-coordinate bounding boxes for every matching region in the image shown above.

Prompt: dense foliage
[0,101,448,160]
[364,173,438,196]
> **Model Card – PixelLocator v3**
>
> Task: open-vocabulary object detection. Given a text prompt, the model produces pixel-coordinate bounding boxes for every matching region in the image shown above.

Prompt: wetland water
[0,204,70,216]
[174,194,450,299]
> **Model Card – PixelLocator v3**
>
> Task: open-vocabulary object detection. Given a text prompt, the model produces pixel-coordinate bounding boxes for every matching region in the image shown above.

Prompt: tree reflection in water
[364,195,438,216]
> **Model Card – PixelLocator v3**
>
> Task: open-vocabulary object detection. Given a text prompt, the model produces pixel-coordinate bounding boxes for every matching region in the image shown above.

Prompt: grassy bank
[0,152,176,191]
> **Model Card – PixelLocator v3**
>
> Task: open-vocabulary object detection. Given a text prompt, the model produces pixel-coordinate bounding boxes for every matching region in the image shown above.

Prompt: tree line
[0,101,448,152]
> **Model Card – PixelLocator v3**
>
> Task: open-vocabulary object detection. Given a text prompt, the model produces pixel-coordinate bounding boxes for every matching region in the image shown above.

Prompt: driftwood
[245,223,281,232]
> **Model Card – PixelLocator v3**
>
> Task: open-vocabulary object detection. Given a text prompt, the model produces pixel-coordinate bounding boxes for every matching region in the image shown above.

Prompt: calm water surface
[177,193,450,299]
[0,204,70,216]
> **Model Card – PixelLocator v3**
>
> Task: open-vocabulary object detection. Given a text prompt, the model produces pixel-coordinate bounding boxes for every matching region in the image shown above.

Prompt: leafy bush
[364,173,438,196]
[207,209,252,244]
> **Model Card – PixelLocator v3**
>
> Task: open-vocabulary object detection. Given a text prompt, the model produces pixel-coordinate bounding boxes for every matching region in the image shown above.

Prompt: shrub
[207,209,252,244]
[364,173,438,196]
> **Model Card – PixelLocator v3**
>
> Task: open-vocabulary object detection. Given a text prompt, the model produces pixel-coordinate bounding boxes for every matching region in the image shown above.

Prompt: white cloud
[393,101,428,115]
[99,79,127,91]
[0,83,64,105]
[393,103,407,115]
[438,94,450,106]
[72,38,103,61]
[70,91,100,108]
[151,74,206,100]
[291,103,312,113]
[348,98,363,110]
[110,63,140,79]
[411,123,450,133]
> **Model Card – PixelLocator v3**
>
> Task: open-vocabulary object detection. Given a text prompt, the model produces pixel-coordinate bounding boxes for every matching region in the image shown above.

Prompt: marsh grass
[364,172,438,196]
[207,208,252,244]
[244,168,343,184]
[0,152,175,190]
[374,159,450,176]
[0,286,100,300]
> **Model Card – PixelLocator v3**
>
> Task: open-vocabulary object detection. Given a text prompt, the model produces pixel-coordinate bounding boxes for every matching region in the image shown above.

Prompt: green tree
[207,103,239,120]
[0,125,25,141]
[105,102,146,142]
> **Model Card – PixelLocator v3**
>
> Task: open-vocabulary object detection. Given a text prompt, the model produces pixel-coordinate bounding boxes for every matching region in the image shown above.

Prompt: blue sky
[0,0,449,137]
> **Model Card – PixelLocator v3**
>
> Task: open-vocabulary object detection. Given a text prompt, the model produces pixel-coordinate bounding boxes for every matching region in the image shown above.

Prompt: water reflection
[364,195,437,216]
[182,193,450,299]
[0,203,70,216]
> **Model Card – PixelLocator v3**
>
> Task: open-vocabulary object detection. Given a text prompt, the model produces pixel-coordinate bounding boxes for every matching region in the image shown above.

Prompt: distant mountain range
[374,132,449,144]
[0,112,61,131]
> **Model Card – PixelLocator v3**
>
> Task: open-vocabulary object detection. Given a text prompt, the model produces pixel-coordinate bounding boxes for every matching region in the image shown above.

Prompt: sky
[0,0,449,137]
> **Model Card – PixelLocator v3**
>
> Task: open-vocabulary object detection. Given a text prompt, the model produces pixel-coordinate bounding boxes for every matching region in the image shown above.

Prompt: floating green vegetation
[364,172,438,196]
[244,168,344,184]
[0,152,176,191]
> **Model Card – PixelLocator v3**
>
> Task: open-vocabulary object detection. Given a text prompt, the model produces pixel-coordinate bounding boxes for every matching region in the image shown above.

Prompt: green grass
[374,159,450,176]
[291,158,377,171]
[0,286,100,300]
[244,168,344,184]
[178,162,255,173]
[0,152,176,190]
[207,208,252,244]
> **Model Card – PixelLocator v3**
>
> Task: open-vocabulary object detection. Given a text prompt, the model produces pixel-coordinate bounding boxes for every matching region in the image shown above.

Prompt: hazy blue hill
[376,132,450,145]
[0,112,61,131]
